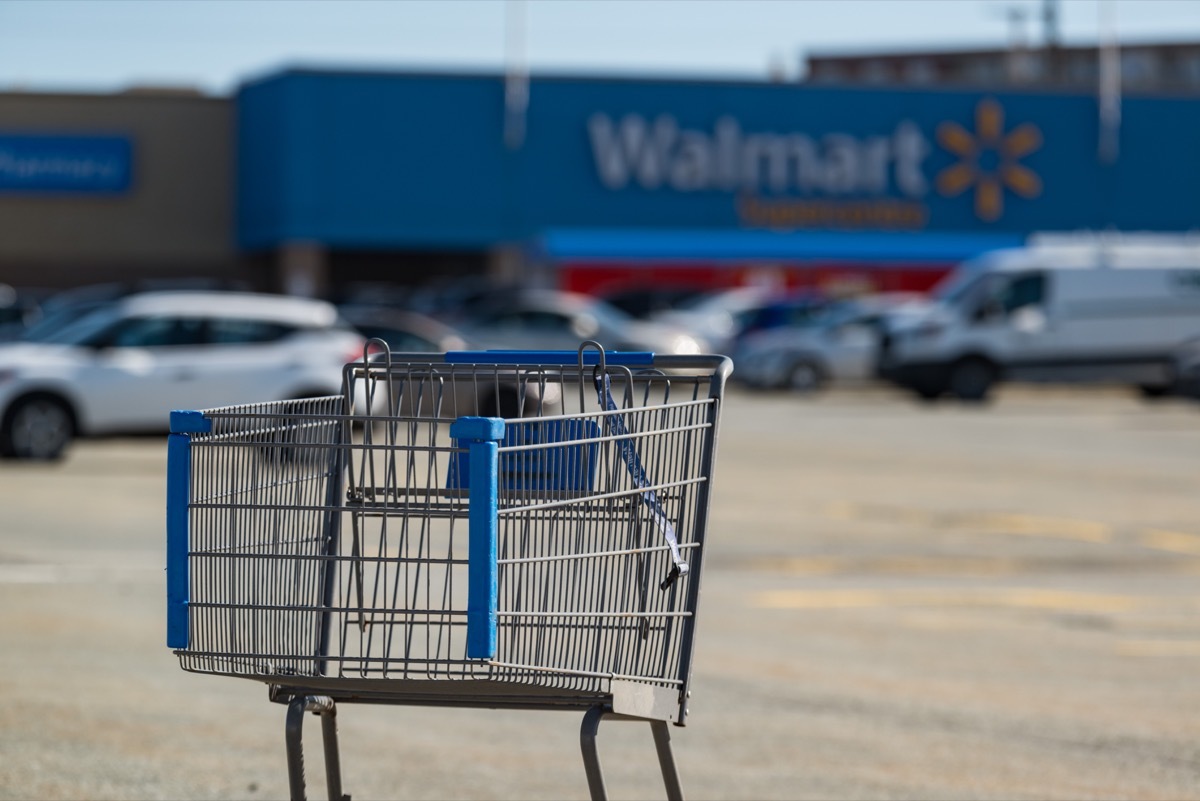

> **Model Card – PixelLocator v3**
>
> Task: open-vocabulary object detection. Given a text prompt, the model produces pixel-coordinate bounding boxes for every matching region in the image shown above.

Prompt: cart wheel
[0,394,74,460]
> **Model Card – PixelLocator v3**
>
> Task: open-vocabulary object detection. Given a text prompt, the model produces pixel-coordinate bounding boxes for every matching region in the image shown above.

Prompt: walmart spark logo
[935,99,1043,222]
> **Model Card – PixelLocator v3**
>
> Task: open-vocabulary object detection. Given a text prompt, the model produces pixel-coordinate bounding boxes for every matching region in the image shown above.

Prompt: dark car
[599,285,708,320]
[457,289,705,355]
[731,290,830,346]
[343,305,559,419]
[338,306,469,355]
[1173,336,1200,400]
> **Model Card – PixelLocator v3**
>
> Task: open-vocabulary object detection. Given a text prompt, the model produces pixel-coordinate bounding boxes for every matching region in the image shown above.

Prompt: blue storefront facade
[236,69,1200,294]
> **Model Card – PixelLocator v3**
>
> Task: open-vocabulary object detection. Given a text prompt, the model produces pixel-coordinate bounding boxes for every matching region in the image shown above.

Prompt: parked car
[0,285,52,342]
[884,239,1200,401]
[734,294,929,393]
[458,289,706,355]
[1173,335,1200,400]
[407,278,530,324]
[13,279,255,345]
[728,290,829,349]
[650,286,831,355]
[598,285,708,319]
[0,291,367,460]
[339,306,469,354]
[337,305,509,416]
[649,285,775,354]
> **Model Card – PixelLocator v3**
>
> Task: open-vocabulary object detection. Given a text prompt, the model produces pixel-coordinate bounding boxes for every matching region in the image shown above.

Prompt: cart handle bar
[445,350,654,366]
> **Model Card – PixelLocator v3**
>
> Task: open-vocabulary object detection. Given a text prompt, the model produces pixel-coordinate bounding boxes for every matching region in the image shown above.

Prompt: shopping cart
[166,342,731,801]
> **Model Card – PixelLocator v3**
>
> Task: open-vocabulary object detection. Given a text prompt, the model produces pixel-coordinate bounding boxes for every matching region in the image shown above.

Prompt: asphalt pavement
[1,385,1198,800]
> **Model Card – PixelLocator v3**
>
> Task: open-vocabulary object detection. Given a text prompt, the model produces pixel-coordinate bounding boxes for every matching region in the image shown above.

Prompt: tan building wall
[0,90,238,289]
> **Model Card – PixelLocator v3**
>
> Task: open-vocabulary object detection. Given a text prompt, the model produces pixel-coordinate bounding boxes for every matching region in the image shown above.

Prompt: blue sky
[2,0,1199,95]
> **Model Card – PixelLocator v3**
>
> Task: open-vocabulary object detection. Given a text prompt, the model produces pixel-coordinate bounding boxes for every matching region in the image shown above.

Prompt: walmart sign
[0,134,132,194]
[587,114,930,197]
[586,99,1048,230]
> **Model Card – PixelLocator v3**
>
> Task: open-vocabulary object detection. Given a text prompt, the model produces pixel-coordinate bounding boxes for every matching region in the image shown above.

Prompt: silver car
[734,294,929,393]
[459,290,706,356]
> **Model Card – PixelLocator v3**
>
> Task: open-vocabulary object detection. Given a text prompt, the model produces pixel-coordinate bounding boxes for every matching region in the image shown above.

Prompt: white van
[883,236,1200,401]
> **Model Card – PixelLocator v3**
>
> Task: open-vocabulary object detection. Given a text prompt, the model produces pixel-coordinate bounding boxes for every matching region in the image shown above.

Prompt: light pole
[504,0,528,151]
[1097,0,1121,165]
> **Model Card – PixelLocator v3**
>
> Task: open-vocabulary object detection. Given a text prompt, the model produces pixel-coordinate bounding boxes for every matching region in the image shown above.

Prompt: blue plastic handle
[166,410,210,650]
[445,350,654,366]
[166,433,192,649]
[450,416,505,660]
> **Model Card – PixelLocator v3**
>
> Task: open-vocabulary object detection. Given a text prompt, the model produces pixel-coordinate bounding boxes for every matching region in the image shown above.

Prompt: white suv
[0,291,367,460]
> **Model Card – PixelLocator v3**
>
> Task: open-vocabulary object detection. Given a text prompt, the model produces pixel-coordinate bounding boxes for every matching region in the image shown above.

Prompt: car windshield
[811,302,864,328]
[32,306,123,346]
[20,302,114,342]
[578,297,635,329]
[675,288,763,313]
[930,256,999,306]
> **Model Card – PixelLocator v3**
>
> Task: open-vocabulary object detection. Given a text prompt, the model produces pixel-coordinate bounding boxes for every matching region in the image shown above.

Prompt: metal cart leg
[580,706,608,801]
[579,706,685,801]
[650,720,684,801]
[285,695,350,801]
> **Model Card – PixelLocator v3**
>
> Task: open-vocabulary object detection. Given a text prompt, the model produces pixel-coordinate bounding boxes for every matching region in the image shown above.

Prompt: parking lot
[1,385,1198,801]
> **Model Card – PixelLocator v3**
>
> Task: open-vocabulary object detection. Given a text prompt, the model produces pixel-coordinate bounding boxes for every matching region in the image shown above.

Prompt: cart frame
[167,343,731,800]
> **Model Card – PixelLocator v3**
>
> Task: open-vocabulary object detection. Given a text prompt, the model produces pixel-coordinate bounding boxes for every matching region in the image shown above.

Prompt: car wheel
[1136,383,1171,400]
[913,385,943,403]
[948,359,996,402]
[0,394,74,460]
[785,360,824,394]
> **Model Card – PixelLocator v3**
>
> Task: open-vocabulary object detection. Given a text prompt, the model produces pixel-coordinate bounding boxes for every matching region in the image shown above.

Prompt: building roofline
[234,62,1196,100]
[241,62,801,90]
[0,86,227,103]
[806,37,1200,61]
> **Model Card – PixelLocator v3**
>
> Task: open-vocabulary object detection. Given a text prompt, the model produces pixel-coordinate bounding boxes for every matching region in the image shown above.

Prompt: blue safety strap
[594,372,688,589]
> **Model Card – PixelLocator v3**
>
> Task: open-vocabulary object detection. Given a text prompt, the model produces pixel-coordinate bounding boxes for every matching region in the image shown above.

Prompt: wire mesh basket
[167,343,731,800]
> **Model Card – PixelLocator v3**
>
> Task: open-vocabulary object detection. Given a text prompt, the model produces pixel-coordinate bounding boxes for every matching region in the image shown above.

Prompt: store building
[2,68,1199,298]
[804,40,1200,93]
[0,88,238,289]
[236,68,1200,297]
